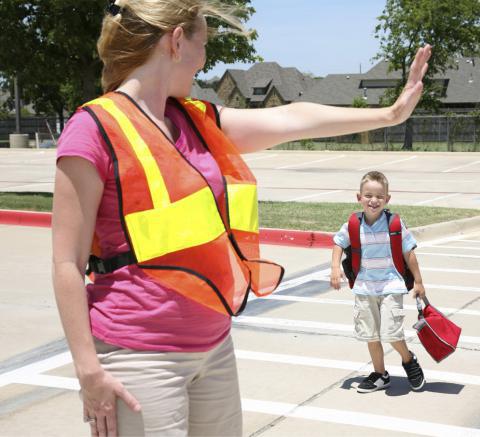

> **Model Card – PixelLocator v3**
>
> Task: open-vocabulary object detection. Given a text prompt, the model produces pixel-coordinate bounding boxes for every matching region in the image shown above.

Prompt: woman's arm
[219,45,431,153]
[52,157,140,437]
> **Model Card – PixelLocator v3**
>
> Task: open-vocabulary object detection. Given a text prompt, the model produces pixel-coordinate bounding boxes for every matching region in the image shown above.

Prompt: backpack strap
[385,210,405,276]
[347,212,363,277]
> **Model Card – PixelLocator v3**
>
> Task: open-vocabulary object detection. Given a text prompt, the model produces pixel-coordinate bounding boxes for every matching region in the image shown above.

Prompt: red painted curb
[259,228,334,248]
[0,210,334,248]
[0,209,52,228]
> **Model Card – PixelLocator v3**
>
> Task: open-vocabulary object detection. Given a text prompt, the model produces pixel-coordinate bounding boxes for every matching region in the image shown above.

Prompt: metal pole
[14,76,21,133]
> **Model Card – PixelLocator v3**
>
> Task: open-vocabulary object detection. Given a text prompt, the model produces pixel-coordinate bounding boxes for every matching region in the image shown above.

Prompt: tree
[375,0,480,149]
[0,0,259,129]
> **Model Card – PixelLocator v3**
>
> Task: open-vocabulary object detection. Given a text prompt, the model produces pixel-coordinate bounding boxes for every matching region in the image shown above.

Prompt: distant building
[216,62,317,108]
[190,81,224,106]
[297,57,480,112]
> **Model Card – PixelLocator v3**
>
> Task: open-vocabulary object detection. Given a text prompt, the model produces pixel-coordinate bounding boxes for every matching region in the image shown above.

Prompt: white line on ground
[422,267,480,274]
[243,153,278,162]
[424,284,480,293]
[357,155,417,172]
[275,155,345,170]
[233,316,480,345]
[423,245,480,251]
[414,193,460,205]
[442,160,480,173]
[416,252,480,259]
[456,240,480,244]
[242,399,480,437]
[288,190,344,202]
[261,295,480,317]
[236,349,480,386]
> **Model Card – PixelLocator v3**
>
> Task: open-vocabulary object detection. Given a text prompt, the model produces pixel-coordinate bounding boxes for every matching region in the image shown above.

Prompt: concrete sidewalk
[1,219,480,436]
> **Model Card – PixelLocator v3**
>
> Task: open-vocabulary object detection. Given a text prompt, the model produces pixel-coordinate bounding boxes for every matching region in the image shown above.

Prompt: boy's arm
[330,245,345,290]
[404,250,426,298]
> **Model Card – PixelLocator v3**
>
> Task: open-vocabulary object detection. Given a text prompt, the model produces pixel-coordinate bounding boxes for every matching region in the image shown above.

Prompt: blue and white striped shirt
[334,212,417,296]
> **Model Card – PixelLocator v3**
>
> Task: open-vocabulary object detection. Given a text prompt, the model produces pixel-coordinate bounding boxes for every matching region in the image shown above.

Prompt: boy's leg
[390,340,413,363]
[367,341,386,374]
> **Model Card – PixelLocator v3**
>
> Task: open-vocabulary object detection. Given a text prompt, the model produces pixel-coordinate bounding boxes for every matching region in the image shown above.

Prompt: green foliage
[375,0,480,113]
[0,0,258,122]
[352,96,369,108]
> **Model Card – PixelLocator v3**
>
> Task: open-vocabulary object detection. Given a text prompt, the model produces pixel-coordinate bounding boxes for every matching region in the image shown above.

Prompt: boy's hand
[411,282,426,299]
[330,266,346,290]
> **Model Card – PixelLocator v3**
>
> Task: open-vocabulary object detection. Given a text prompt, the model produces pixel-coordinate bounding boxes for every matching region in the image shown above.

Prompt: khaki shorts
[353,294,406,343]
[93,335,242,437]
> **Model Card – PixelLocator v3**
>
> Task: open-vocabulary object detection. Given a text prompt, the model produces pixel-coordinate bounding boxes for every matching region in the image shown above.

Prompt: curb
[0,209,52,228]
[410,215,480,243]
[2,210,479,248]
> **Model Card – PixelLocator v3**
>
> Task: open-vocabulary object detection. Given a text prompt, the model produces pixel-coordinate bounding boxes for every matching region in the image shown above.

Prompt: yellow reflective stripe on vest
[184,97,207,114]
[227,184,259,233]
[125,186,226,263]
[86,97,170,209]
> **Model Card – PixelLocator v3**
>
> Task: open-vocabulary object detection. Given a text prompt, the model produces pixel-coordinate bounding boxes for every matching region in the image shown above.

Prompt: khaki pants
[94,335,242,437]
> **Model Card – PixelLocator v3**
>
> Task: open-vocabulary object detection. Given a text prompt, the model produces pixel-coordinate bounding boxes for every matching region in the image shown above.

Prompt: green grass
[259,201,480,232]
[0,192,53,212]
[1,193,478,231]
[273,141,480,152]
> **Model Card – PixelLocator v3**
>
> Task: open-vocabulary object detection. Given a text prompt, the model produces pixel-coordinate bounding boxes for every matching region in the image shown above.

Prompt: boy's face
[357,180,391,223]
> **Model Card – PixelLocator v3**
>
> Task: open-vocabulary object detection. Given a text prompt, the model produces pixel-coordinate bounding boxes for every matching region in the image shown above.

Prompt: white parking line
[288,190,344,202]
[275,155,345,170]
[424,284,480,293]
[243,153,278,162]
[233,316,480,345]
[261,295,480,317]
[423,245,480,251]
[417,252,480,259]
[357,155,417,172]
[242,399,480,437]
[236,350,480,386]
[442,160,480,173]
[457,240,480,244]
[414,193,460,205]
[422,267,480,274]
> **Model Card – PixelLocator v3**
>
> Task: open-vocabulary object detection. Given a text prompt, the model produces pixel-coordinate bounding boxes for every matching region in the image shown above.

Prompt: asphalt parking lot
[0,148,479,436]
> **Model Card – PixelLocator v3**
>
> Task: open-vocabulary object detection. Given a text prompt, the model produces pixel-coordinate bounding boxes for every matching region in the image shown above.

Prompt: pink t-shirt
[56,99,231,352]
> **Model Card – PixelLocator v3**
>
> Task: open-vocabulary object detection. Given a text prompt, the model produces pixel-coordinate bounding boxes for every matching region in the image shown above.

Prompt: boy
[330,171,426,393]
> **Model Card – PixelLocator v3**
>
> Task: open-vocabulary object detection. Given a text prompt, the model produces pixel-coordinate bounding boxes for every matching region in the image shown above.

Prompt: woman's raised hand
[391,44,432,125]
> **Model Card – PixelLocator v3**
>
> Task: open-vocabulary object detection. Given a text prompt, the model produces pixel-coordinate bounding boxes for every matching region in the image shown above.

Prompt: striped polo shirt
[334,212,417,296]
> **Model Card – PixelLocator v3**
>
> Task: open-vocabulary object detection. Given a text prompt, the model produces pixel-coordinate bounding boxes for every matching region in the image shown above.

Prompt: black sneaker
[402,351,426,391]
[357,371,390,393]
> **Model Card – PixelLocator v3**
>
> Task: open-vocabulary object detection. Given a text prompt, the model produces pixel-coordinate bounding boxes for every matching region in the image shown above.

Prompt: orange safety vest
[82,91,284,316]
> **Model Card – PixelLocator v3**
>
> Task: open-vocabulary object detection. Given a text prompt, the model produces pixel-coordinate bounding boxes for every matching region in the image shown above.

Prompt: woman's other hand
[81,368,141,437]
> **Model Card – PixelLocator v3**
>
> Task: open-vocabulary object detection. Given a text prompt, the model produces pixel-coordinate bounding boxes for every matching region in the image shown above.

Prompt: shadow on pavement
[340,375,464,397]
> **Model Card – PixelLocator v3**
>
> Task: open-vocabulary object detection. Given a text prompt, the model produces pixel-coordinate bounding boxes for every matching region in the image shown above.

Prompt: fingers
[116,385,141,412]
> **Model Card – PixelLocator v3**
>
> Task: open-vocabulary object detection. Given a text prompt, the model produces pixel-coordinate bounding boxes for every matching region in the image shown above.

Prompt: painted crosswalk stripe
[261,295,480,317]
[275,155,345,170]
[233,316,480,345]
[242,399,480,437]
[417,252,480,259]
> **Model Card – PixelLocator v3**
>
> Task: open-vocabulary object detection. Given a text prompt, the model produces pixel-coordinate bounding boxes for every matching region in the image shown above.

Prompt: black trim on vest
[171,98,252,262]
[211,103,222,129]
[138,264,252,317]
[83,106,137,263]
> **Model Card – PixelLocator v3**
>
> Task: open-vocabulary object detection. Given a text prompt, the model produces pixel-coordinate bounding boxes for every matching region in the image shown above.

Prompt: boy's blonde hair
[98,0,250,92]
[360,171,389,193]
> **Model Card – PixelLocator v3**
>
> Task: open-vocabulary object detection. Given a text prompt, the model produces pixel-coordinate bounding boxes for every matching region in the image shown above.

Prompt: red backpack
[342,210,414,290]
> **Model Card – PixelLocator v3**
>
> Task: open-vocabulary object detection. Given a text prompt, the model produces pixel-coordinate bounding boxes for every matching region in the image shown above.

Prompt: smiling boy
[330,171,426,393]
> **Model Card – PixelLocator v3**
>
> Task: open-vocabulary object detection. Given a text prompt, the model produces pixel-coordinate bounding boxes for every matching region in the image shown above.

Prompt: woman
[52,0,431,436]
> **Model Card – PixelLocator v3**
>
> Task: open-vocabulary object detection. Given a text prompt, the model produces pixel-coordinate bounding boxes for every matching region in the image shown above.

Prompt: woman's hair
[98,0,250,92]
[360,171,389,193]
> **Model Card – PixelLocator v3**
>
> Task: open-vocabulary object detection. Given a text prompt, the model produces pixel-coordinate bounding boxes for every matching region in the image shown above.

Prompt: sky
[198,0,387,80]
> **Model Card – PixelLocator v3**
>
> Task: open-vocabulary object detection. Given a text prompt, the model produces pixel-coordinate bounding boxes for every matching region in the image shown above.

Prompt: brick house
[216,62,316,108]
[297,57,480,112]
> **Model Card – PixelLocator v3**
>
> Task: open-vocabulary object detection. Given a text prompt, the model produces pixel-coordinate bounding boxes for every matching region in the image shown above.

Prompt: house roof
[225,62,315,103]
[190,82,224,106]
[298,57,480,106]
